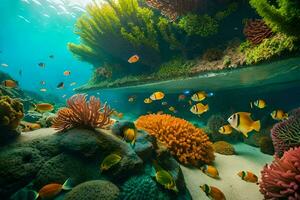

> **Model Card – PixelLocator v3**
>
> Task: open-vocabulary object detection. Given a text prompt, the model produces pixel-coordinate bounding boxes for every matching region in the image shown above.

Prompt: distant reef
[68,0,300,91]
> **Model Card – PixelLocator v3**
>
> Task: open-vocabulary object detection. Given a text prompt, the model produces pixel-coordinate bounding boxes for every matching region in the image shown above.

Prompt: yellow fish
[144,98,152,104]
[201,165,219,179]
[190,103,209,115]
[152,161,178,192]
[237,171,258,183]
[100,153,122,173]
[218,124,232,135]
[123,127,137,147]
[250,99,266,109]
[271,110,288,121]
[34,103,54,112]
[227,112,260,138]
[150,91,165,101]
[168,106,176,112]
[191,91,207,101]
[200,184,226,200]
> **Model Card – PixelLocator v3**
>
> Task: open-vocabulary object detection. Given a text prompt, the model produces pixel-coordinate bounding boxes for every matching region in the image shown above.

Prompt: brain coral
[212,141,235,155]
[259,146,300,199]
[136,114,214,166]
[119,175,170,200]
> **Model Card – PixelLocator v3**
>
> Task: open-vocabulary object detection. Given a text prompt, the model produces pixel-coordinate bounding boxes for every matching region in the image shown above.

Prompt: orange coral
[52,94,113,132]
[136,114,214,165]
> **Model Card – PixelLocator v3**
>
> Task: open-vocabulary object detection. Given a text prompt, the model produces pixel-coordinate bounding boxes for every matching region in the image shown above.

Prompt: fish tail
[62,178,73,190]
[205,104,209,111]
[252,120,261,132]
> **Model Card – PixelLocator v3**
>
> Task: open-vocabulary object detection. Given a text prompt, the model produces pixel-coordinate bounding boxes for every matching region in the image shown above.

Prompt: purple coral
[259,146,300,199]
[271,108,300,157]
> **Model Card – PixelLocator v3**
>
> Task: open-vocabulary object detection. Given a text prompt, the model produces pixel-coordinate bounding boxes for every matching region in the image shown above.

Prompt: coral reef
[271,108,300,157]
[136,114,214,166]
[52,94,113,132]
[119,175,170,200]
[243,19,273,45]
[65,180,119,200]
[259,136,274,155]
[212,141,235,155]
[259,146,300,199]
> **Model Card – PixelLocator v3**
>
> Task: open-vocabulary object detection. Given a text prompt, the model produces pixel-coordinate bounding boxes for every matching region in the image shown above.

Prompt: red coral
[52,94,113,132]
[243,19,273,45]
[259,147,300,199]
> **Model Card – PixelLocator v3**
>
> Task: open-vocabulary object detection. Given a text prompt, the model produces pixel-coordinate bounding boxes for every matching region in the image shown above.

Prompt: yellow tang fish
[144,98,152,104]
[271,110,288,121]
[100,153,122,173]
[227,112,260,138]
[237,171,258,183]
[152,161,178,192]
[191,91,207,102]
[250,99,266,109]
[123,127,137,147]
[35,103,54,112]
[150,91,165,101]
[201,165,219,179]
[218,124,232,135]
[190,103,209,115]
[200,184,226,200]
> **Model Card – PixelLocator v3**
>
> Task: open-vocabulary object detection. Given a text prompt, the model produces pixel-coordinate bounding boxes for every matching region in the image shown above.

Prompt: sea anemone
[136,114,214,166]
[52,94,113,132]
[259,146,300,199]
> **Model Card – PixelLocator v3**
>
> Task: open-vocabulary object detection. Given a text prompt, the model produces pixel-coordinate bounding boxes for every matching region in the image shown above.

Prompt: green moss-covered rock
[65,180,119,200]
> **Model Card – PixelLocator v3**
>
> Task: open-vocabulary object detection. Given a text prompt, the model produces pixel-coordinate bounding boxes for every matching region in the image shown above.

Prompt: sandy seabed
[181,143,273,200]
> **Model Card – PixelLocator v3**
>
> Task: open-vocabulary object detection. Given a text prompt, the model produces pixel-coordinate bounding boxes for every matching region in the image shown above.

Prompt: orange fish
[237,171,258,183]
[2,80,18,88]
[178,94,186,101]
[32,179,72,199]
[63,70,71,76]
[128,54,139,63]
[200,184,226,200]
[34,103,54,112]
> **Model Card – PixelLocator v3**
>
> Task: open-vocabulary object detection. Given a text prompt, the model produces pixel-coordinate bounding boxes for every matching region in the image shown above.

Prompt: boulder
[133,130,154,161]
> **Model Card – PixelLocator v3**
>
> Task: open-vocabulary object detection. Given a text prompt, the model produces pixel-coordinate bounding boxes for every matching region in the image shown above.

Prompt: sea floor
[181,143,273,200]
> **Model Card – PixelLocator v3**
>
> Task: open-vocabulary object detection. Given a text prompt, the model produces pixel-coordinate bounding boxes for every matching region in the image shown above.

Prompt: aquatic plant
[243,19,273,45]
[52,94,113,132]
[271,108,300,157]
[212,141,235,155]
[259,146,300,199]
[136,114,215,166]
[249,0,300,38]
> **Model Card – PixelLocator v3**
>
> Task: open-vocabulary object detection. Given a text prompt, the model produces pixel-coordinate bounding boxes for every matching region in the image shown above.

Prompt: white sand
[181,143,273,200]
[17,128,57,142]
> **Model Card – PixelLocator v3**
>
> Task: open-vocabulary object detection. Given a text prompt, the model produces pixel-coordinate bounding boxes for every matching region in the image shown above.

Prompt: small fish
[237,171,258,183]
[200,165,219,179]
[150,91,165,101]
[100,153,122,173]
[144,98,152,104]
[62,94,66,98]
[57,82,64,89]
[152,161,178,192]
[178,94,186,101]
[31,178,72,200]
[128,95,136,102]
[34,103,54,112]
[234,27,238,31]
[250,99,266,109]
[157,111,164,114]
[38,62,45,68]
[49,55,54,58]
[1,63,8,67]
[161,101,168,106]
[271,110,288,121]
[70,82,76,86]
[168,106,176,112]
[40,81,46,85]
[40,88,47,92]
[123,127,137,147]
[191,91,208,102]
[218,124,233,135]
[2,80,18,88]
[227,112,260,138]
[190,103,209,115]
[63,70,71,76]
[200,184,226,200]
[128,54,139,63]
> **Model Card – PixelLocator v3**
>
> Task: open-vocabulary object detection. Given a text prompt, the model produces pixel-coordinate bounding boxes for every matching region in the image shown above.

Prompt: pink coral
[271,108,300,157]
[259,147,300,199]
[52,94,113,132]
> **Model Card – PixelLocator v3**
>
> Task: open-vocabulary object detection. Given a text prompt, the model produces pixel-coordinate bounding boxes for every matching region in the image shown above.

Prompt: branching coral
[52,94,113,132]
[259,146,300,199]
[136,114,215,166]
[271,108,300,157]
[243,19,273,45]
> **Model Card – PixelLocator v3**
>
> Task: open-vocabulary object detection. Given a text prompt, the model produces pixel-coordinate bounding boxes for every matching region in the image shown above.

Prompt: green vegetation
[250,0,300,37]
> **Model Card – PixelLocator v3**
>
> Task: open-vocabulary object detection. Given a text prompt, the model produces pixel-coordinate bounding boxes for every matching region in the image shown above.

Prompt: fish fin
[250,102,253,109]
[62,178,73,190]
[252,120,261,132]
[241,131,249,138]
[243,112,251,116]
[29,190,39,200]
[205,104,209,111]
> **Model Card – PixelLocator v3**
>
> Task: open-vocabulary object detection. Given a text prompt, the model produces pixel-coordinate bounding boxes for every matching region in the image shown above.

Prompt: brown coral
[136,114,215,166]
[52,94,113,132]
[243,19,273,45]
[212,141,235,155]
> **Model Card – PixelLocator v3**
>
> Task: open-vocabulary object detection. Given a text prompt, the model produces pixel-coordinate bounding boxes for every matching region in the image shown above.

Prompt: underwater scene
[1,0,300,199]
